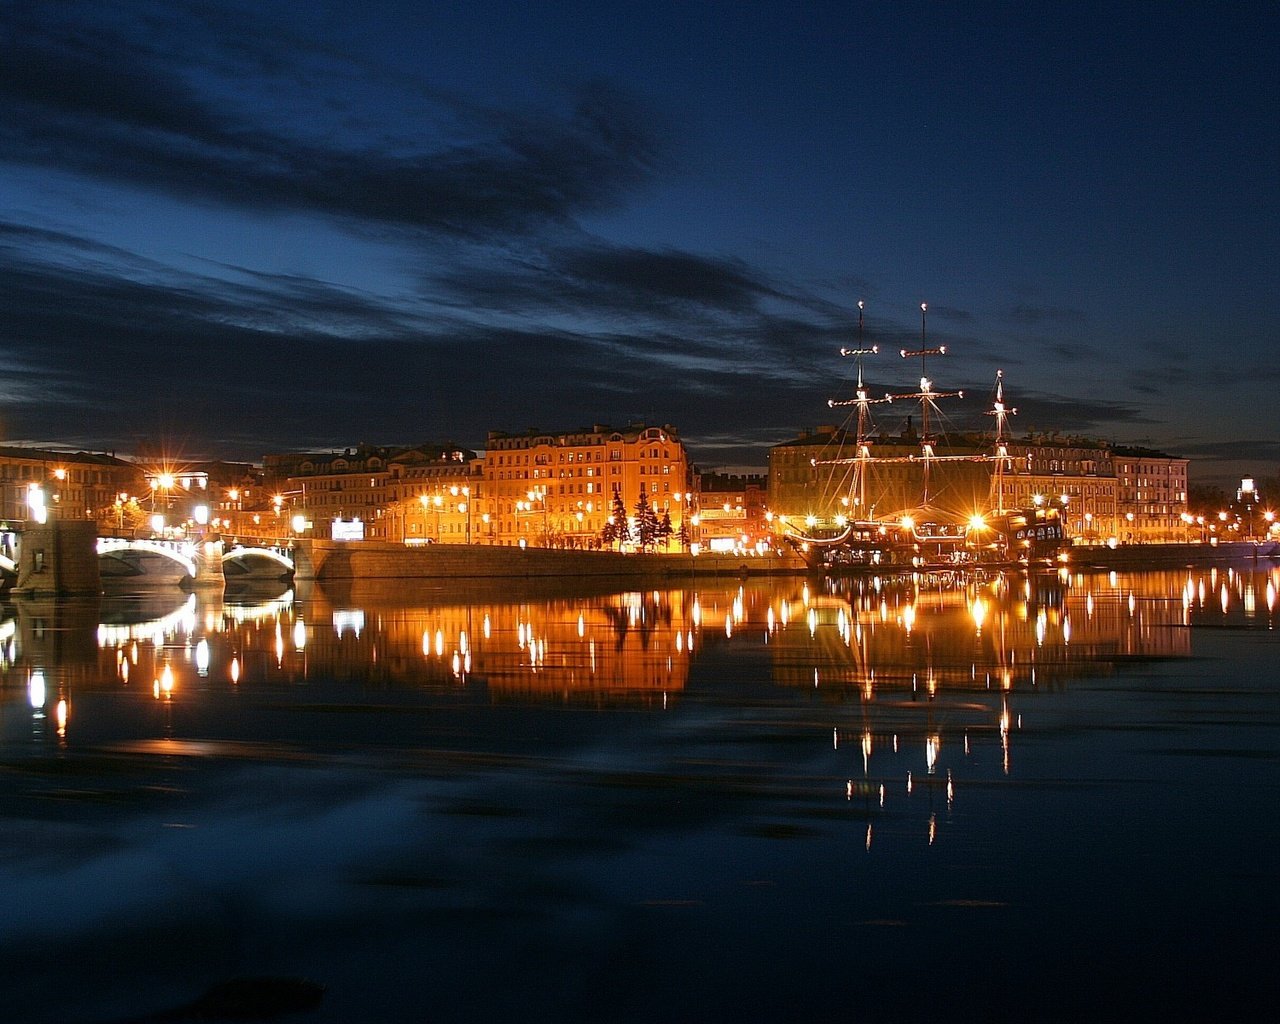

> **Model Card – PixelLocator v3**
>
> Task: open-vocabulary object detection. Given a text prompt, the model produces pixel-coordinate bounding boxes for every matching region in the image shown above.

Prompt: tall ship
[782,303,1069,573]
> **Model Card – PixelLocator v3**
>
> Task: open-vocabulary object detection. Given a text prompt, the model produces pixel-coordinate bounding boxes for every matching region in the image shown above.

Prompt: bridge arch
[222,545,295,576]
[96,538,198,580]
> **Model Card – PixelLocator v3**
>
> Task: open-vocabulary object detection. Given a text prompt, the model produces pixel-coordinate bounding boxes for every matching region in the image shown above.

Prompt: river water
[2,567,1277,1022]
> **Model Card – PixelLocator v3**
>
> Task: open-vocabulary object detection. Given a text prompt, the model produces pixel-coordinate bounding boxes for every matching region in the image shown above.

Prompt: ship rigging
[783,303,1069,572]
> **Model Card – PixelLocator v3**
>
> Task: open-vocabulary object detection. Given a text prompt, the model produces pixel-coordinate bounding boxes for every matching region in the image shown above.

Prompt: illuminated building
[999,438,1118,544]
[264,443,478,542]
[482,424,693,548]
[1112,446,1190,543]
[696,472,769,553]
[767,428,1121,544]
[0,446,143,528]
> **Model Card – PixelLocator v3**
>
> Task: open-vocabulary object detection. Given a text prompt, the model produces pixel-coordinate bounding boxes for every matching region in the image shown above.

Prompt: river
[2,567,1277,1022]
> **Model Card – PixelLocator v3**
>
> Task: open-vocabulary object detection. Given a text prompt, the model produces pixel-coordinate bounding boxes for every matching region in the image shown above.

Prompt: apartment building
[1112,446,1190,542]
[482,424,693,548]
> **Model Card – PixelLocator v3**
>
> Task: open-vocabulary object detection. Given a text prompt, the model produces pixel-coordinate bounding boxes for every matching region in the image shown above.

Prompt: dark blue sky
[1,1,1276,482]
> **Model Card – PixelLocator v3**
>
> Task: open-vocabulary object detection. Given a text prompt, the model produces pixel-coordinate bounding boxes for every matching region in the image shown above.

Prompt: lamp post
[516,488,548,545]
[1238,477,1257,540]
[675,490,699,550]
[530,487,547,544]
[451,485,471,544]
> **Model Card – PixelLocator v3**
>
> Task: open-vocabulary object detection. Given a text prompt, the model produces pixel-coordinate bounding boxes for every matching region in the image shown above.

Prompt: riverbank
[1068,539,1279,570]
[292,539,807,582]
[290,538,1279,584]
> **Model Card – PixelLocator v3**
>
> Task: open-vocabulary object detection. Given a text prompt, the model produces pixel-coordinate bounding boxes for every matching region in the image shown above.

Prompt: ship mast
[827,300,888,518]
[888,303,963,508]
[984,370,1017,513]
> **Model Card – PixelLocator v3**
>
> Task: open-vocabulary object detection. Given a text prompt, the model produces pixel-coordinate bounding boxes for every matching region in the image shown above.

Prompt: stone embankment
[293,540,806,582]
[1068,540,1279,571]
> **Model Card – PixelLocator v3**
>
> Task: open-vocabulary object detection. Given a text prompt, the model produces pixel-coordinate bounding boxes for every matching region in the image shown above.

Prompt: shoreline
[1066,539,1279,571]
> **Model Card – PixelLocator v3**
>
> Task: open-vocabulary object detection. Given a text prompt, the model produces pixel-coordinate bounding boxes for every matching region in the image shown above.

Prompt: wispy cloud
[1,7,660,240]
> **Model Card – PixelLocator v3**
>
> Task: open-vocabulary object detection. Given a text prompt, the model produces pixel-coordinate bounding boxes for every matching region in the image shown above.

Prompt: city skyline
[2,2,1276,485]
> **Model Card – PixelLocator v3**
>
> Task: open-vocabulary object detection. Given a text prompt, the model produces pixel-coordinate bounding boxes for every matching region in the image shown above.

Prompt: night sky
[2,2,1276,483]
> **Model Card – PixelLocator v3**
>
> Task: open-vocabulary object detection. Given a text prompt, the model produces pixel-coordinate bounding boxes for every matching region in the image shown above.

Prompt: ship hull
[790,506,1069,575]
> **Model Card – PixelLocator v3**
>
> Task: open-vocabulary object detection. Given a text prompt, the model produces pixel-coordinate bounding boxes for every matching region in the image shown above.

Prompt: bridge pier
[13,519,102,597]
[192,538,227,589]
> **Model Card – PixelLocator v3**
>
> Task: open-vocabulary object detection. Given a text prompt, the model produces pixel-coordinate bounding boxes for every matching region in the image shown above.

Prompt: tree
[658,509,673,551]
[634,490,660,551]
[600,489,631,549]
[98,496,148,537]
[1187,484,1230,517]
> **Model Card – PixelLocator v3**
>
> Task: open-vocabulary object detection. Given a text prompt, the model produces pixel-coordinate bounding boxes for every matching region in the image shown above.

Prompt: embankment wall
[294,541,806,582]
[1069,540,1279,571]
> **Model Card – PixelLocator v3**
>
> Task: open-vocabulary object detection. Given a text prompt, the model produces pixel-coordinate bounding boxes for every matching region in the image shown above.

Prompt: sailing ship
[783,303,1070,573]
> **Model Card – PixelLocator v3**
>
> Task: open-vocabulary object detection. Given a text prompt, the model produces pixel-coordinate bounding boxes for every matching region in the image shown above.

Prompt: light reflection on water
[0,566,1278,1022]
[6,567,1275,717]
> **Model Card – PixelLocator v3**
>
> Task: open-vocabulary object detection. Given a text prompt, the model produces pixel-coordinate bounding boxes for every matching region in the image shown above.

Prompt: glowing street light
[26,484,48,524]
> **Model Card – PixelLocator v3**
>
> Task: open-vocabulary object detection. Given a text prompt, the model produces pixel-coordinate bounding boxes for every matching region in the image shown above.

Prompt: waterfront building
[767,425,990,526]
[264,443,478,542]
[262,444,392,539]
[696,472,769,553]
[482,424,693,548]
[1112,446,1190,542]
[1000,437,1118,544]
[381,446,481,544]
[767,427,1121,542]
[0,447,143,529]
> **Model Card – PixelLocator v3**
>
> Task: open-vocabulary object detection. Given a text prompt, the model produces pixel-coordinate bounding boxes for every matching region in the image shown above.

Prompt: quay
[291,538,806,582]
[4,521,1276,599]
[1067,540,1280,571]
[1,519,807,598]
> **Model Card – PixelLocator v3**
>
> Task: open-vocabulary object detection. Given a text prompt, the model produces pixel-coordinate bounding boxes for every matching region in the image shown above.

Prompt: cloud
[1172,439,1280,464]
[0,7,661,240]
[0,224,817,459]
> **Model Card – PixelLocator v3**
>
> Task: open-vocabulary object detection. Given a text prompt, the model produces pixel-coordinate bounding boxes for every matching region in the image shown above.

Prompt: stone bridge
[1,521,295,597]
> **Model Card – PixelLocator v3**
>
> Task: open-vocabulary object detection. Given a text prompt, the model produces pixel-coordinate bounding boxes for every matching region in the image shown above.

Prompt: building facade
[0,447,143,530]
[767,429,1124,544]
[482,424,693,548]
[696,473,768,553]
[1112,446,1190,542]
[265,444,478,542]
[999,438,1117,544]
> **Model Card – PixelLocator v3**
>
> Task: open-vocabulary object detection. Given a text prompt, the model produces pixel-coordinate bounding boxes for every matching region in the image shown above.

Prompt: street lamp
[1239,477,1257,539]
[27,484,48,524]
[451,485,472,544]
[515,488,549,545]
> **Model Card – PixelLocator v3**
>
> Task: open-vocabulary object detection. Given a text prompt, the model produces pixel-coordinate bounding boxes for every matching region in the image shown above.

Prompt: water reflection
[1,568,1276,753]
[2,567,1279,1022]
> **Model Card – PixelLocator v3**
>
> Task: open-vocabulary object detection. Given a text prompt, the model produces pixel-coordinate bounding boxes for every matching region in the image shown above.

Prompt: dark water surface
[2,567,1278,1022]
